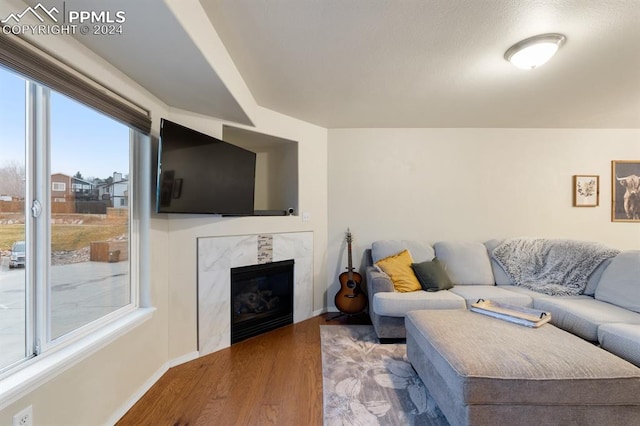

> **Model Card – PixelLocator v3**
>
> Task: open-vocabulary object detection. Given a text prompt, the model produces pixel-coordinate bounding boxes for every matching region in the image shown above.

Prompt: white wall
[327,128,640,309]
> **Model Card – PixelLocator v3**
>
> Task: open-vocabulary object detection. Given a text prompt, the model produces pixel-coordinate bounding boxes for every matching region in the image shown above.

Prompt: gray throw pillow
[411,258,454,292]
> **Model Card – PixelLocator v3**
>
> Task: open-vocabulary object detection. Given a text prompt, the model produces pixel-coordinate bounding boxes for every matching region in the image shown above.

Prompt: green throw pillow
[411,258,453,292]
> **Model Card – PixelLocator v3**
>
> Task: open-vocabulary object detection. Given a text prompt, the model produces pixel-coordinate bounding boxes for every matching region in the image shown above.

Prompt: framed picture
[573,175,599,207]
[611,160,640,222]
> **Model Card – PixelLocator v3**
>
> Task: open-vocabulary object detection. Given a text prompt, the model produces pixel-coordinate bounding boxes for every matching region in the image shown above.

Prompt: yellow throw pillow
[375,249,422,292]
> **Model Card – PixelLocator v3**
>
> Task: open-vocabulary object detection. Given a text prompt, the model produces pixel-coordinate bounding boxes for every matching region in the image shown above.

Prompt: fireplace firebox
[231,259,294,344]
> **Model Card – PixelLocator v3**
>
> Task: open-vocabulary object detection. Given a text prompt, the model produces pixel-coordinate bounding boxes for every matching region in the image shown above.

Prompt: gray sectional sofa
[364,238,640,367]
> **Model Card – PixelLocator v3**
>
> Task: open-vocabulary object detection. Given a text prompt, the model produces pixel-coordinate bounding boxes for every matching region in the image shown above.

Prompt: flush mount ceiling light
[504,33,566,70]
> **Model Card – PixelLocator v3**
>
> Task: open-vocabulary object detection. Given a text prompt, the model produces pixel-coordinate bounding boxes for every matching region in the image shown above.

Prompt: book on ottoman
[470,299,551,328]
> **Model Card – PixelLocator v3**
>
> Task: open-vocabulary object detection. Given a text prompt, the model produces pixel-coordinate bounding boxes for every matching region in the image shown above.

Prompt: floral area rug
[320,325,449,426]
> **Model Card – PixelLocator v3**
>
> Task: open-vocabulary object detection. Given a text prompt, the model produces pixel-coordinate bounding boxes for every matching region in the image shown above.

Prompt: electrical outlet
[302,212,310,222]
[12,405,32,426]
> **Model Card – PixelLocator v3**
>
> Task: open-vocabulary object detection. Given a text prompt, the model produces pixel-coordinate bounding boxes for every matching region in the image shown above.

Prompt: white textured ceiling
[46,0,640,128]
[201,0,640,128]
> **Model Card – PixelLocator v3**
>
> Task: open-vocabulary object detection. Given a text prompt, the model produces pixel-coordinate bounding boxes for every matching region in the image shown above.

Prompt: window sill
[0,307,155,411]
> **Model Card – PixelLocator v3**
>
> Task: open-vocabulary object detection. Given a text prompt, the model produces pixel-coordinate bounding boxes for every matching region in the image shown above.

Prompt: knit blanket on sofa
[492,238,620,296]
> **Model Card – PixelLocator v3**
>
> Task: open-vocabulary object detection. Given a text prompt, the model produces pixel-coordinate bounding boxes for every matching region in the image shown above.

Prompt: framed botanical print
[573,175,599,207]
[611,160,640,222]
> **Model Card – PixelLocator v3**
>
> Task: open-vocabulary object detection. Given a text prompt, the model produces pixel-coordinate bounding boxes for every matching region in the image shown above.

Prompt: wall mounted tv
[156,119,257,215]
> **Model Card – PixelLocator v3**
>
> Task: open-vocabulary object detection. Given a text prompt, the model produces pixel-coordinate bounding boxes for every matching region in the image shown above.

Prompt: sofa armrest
[365,266,394,294]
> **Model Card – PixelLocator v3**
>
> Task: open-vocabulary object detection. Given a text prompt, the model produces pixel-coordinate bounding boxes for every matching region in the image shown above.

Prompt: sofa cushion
[498,285,555,301]
[595,251,640,313]
[484,239,512,285]
[375,249,422,292]
[371,240,434,264]
[372,290,466,317]
[584,257,613,296]
[534,297,640,342]
[411,258,453,292]
[449,285,533,308]
[598,323,640,367]
[434,241,495,285]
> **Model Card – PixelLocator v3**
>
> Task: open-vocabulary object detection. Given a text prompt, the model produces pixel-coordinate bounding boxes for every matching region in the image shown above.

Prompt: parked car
[9,241,25,269]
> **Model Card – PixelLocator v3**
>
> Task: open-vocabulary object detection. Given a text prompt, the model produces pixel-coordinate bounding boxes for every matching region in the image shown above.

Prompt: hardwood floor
[116,313,371,426]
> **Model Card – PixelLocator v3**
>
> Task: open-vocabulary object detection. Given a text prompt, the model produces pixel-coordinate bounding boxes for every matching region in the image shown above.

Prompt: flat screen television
[156,119,256,215]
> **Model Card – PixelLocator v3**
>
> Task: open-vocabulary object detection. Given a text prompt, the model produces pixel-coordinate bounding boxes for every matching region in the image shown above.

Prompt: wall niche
[223,125,298,216]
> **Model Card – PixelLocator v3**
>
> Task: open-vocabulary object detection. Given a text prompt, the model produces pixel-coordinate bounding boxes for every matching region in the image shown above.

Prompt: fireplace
[231,259,294,344]
[198,232,312,356]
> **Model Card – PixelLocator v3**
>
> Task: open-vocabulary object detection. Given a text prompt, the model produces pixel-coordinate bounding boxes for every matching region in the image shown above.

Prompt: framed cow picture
[611,160,640,222]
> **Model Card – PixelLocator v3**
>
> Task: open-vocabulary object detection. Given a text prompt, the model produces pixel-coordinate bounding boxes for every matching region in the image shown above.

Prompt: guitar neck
[347,237,354,280]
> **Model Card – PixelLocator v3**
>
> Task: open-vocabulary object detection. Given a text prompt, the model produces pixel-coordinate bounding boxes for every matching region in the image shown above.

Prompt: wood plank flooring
[116,313,371,426]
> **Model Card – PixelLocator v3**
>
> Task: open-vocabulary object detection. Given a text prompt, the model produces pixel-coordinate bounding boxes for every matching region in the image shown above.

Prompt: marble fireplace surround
[197,232,314,356]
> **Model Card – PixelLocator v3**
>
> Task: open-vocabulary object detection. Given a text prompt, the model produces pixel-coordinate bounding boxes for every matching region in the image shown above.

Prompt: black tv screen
[156,119,256,215]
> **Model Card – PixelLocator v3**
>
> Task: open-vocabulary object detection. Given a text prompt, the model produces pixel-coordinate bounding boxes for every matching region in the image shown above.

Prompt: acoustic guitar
[334,229,367,315]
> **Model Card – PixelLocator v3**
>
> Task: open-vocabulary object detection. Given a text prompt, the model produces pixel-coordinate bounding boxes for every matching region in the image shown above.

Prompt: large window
[0,65,139,373]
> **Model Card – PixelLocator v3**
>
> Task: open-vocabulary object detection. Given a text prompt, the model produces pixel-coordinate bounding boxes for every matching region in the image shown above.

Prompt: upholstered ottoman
[406,310,640,426]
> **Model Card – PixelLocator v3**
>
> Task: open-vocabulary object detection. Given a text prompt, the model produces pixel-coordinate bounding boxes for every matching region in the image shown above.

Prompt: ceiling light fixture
[504,33,566,70]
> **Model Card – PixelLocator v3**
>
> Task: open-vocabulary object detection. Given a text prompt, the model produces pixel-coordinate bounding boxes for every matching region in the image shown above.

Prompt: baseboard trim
[313,308,328,317]
[107,362,168,425]
[107,351,200,425]
[169,351,199,368]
